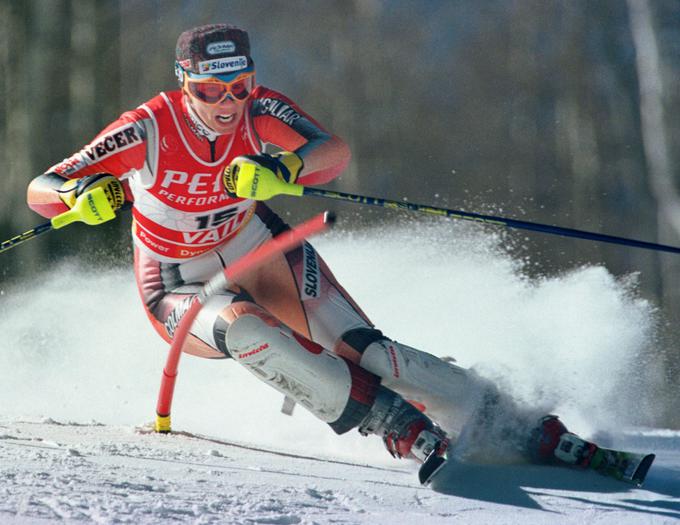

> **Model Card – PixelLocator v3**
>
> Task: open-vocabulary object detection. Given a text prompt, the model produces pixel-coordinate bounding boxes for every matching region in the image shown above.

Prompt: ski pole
[235,168,680,255]
[1,187,124,254]
[1,222,54,254]
[155,210,335,433]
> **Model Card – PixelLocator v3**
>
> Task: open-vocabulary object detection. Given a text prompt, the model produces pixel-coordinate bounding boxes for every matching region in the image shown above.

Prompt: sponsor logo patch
[198,56,247,74]
[388,345,401,378]
[81,124,142,163]
[301,242,320,300]
[86,193,105,222]
[164,296,194,338]
[207,41,236,55]
[238,342,270,359]
[53,153,88,176]
[222,166,237,196]
[258,98,302,126]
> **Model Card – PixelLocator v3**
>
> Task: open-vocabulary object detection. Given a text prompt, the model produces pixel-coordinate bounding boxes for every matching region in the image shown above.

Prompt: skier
[26,24,628,485]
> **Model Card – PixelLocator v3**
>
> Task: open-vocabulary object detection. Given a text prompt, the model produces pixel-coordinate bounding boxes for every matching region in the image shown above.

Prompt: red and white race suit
[28,86,478,440]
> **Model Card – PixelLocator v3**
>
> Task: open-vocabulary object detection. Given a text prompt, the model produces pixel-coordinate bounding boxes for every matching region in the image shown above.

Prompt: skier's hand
[223,152,303,200]
[58,173,125,212]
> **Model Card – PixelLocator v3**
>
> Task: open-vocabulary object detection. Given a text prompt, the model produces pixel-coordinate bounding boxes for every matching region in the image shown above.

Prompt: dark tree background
[1,1,679,416]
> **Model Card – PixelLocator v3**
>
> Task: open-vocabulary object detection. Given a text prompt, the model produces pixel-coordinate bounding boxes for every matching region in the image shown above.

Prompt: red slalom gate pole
[154,211,335,432]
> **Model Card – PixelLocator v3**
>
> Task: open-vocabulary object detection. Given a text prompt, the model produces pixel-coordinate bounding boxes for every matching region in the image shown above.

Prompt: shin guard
[226,313,378,431]
[360,340,470,399]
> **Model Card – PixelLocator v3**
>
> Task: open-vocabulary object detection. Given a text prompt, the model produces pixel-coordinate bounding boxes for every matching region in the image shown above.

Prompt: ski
[418,445,656,487]
[589,447,656,486]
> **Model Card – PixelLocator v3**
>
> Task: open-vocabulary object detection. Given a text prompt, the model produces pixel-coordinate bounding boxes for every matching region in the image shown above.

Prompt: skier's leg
[269,239,540,455]
[253,237,487,430]
[238,236,374,351]
[335,329,529,438]
[222,301,449,480]
[222,231,570,465]
[346,331,609,468]
[134,245,241,359]
[351,331,601,468]
[353,333,601,468]
[336,332,480,427]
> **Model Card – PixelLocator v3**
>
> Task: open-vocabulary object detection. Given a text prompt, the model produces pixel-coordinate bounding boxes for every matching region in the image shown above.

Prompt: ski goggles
[184,71,255,104]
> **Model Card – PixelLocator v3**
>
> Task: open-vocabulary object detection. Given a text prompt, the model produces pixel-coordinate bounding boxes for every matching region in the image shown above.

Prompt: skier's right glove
[57,173,125,212]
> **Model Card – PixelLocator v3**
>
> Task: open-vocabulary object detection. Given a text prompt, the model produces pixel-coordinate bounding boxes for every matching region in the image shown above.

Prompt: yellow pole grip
[236,164,305,200]
[50,187,117,229]
[50,209,80,230]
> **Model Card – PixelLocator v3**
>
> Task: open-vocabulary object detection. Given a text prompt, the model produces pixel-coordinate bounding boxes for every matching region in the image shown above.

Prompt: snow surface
[1,418,678,524]
[1,221,679,523]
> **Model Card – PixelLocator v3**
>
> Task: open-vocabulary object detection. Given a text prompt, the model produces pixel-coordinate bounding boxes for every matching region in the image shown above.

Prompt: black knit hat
[175,24,253,77]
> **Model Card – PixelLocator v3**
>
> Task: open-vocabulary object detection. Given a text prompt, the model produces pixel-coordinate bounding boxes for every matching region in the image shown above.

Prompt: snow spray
[0,220,668,464]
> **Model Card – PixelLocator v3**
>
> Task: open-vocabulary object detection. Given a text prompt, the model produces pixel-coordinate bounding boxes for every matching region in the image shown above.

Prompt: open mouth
[216,113,235,124]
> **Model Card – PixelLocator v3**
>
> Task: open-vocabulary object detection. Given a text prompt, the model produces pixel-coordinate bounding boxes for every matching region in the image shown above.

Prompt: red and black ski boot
[359,386,449,485]
[528,415,598,467]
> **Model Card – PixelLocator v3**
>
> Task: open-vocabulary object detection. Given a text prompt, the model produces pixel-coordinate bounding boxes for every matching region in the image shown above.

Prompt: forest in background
[1,1,679,402]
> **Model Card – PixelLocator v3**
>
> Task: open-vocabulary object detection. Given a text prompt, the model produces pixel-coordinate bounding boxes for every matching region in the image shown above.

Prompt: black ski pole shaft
[300,187,680,255]
[0,221,53,254]
[1,198,132,255]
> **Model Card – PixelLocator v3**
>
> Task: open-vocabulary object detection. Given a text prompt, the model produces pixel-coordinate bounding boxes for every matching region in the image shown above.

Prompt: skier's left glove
[223,152,303,201]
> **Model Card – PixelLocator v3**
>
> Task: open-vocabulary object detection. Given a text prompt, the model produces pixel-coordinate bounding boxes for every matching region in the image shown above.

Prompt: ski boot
[416,435,450,485]
[528,415,655,485]
[359,386,449,485]
[528,415,598,467]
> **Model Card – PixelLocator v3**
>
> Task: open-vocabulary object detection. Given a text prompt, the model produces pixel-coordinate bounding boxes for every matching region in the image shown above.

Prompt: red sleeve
[250,87,350,185]
[27,108,150,218]
[49,110,148,180]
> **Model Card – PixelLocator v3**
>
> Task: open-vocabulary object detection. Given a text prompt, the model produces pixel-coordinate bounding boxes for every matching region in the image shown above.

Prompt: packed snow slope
[1,220,679,523]
[1,419,678,524]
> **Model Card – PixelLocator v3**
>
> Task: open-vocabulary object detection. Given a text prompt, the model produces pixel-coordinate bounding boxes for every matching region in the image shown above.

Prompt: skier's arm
[27,113,146,218]
[250,88,350,186]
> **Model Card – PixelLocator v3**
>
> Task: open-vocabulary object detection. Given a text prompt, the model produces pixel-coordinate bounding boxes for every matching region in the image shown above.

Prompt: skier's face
[183,73,254,135]
[189,93,247,135]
